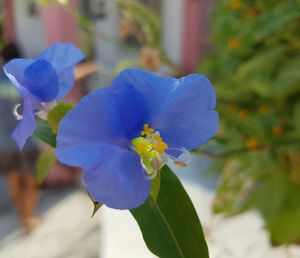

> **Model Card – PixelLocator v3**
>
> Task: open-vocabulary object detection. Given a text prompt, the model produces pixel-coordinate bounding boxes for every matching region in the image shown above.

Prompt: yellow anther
[153,141,168,154]
[141,124,154,138]
[151,133,168,154]
[174,161,187,167]
[152,134,162,141]
[138,124,168,154]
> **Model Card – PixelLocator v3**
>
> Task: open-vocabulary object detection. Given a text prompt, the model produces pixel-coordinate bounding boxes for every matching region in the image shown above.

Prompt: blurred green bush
[200,0,300,244]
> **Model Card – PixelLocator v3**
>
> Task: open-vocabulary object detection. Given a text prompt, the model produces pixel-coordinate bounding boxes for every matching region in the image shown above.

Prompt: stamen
[133,124,191,179]
[165,147,191,168]
[152,134,168,154]
[151,158,160,174]
[36,101,56,120]
[146,162,159,180]
[12,104,23,120]
[141,123,154,138]
[139,157,159,180]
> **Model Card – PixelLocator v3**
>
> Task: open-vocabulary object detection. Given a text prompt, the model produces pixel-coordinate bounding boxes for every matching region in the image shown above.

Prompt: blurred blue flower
[56,69,218,209]
[3,43,85,149]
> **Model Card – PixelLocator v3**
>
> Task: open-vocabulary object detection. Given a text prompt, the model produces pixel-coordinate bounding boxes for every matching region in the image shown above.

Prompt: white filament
[36,101,56,120]
[165,147,191,167]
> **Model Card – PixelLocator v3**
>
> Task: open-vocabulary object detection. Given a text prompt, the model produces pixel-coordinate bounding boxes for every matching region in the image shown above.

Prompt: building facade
[3,0,211,71]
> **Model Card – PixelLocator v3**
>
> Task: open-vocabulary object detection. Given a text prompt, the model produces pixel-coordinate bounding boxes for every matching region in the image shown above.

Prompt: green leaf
[34,119,57,147]
[150,170,160,201]
[254,11,299,39]
[47,103,73,133]
[36,150,56,184]
[131,166,209,258]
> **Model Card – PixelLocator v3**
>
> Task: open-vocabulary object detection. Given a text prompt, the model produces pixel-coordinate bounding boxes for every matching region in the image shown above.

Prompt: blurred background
[0,0,299,258]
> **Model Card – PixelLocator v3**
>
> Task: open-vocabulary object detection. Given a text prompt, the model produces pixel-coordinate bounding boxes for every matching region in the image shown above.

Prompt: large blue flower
[3,43,85,149]
[56,69,218,209]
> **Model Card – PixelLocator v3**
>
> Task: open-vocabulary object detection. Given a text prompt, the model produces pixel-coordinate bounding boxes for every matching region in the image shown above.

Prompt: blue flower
[56,69,218,209]
[3,43,85,149]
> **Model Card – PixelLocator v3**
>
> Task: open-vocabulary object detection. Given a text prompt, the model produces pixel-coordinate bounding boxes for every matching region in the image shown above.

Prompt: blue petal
[4,58,60,102]
[110,81,150,139]
[56,88,129,168]
[24,60,59,101]
[112,68,177,119]
[82,145,150,209]
[12,88,36,150]
[151,74,219,150]
[112,69,218,149]
[55,67,75,99]
[56,88,151,209]
[38,42,85,74]
[3,59,36,91]
[4,60,39,149]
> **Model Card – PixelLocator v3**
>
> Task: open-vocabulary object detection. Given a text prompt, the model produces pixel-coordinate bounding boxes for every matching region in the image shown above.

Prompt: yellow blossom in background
[245,137,260,150]
[272,125,283,136]
[229,0,241,10]
[245,6,260,18]
[238,110,250,119]
[258,105,270,114]
[228,102,237,110]
[228,38,241,49]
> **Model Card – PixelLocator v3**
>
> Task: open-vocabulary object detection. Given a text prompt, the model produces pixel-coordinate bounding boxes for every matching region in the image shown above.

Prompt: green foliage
[34,103,73,146]
[201,0,300,244]
[47,103,73,133]
[254,169,300,244]
[36,149,56,184]
[131,166,209,258]
[34,119,57,147]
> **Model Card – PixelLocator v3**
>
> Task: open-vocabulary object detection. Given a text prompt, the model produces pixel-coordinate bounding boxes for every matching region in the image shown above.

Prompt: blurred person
[0,42,40,235]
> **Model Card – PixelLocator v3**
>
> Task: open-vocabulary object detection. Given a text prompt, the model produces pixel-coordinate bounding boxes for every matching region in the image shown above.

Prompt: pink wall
[181,0,213,72]
[3,0,16,43]
[41,0,79,46]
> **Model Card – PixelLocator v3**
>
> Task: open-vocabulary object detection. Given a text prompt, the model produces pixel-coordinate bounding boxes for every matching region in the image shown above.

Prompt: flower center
[132,124,190,179]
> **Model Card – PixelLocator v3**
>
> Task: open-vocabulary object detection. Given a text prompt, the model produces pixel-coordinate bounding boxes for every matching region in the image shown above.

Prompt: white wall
[93,1,120,68]
[13,0,46,57]
[162,0,183,66]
